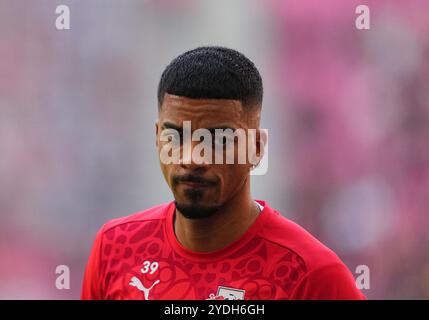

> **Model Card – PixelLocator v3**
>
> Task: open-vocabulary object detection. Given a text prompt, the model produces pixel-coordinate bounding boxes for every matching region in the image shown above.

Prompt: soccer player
[81,46,366,300]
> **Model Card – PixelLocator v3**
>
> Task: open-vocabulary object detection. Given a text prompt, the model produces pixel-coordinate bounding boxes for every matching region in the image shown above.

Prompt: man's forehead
[160,94,244,126]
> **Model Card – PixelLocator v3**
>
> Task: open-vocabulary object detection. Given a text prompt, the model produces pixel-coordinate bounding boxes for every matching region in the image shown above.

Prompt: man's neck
[173,181,260,253]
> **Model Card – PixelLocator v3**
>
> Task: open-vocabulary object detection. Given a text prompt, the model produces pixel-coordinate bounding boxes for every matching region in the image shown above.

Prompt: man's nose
[180,139,211,168]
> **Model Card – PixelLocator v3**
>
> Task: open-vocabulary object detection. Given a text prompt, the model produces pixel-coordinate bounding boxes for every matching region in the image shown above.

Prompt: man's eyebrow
[206,126,238,134]
[161,122,182,131]
[161,122,238,132]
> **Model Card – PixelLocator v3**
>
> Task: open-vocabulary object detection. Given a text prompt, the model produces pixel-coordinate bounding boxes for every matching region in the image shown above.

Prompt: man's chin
[174,201,221,220]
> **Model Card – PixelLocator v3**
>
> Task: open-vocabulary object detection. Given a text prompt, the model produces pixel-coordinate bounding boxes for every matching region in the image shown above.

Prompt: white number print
[140,260,159,274]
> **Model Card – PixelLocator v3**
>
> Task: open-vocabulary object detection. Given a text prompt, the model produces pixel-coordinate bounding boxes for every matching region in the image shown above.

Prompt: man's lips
[173,175,217,189]
[180,181,213,188]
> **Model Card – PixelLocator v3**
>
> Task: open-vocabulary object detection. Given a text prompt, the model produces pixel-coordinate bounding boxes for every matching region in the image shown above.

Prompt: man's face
[156,93,260,219]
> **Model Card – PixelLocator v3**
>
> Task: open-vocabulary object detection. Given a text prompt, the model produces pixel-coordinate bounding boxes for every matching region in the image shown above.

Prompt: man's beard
[174,188,222,219]
[175,200,221,219]
[172,173,223,219]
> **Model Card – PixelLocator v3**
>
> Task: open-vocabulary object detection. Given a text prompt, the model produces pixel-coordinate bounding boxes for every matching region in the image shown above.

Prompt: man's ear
[155,120,159,147]
[249,128,267,168]
[258,129,267,160]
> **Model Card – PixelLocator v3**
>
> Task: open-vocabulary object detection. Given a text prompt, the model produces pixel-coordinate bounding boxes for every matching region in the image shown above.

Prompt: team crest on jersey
[207,286,245,300]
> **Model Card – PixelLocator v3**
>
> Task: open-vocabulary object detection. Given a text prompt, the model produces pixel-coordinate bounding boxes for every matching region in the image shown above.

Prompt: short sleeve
[81,225,105,300]
[289,263,367,300]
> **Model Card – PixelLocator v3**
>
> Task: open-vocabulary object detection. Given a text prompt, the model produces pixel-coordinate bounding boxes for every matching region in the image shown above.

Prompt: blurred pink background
[0,0,428,299]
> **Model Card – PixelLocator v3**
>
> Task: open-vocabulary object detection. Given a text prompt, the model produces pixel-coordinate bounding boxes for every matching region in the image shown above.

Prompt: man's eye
[214,135,232,146]
[163,133,181,142]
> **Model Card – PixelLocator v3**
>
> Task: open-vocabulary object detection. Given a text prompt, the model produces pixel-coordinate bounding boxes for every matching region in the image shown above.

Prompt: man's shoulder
[100,202,172,235]
[262,205,346,272]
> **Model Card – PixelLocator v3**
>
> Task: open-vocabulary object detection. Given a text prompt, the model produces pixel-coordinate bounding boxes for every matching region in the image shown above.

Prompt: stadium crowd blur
[0,0,428,299]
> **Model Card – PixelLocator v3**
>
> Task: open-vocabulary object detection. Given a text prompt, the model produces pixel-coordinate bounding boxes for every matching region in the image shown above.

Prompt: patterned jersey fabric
[81,200,365,300]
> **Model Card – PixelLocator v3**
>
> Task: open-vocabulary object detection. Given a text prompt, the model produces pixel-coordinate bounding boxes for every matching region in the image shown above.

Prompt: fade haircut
[157,46,263,111]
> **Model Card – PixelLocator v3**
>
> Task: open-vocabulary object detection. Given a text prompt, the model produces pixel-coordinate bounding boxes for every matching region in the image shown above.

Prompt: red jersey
[81,200,366,300]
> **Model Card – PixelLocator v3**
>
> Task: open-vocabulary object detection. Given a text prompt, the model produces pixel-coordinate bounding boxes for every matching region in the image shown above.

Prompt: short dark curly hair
[157,46,263,111]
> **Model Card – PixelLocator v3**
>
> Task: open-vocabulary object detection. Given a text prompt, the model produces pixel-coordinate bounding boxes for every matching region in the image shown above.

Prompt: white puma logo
[129,276,160,300]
